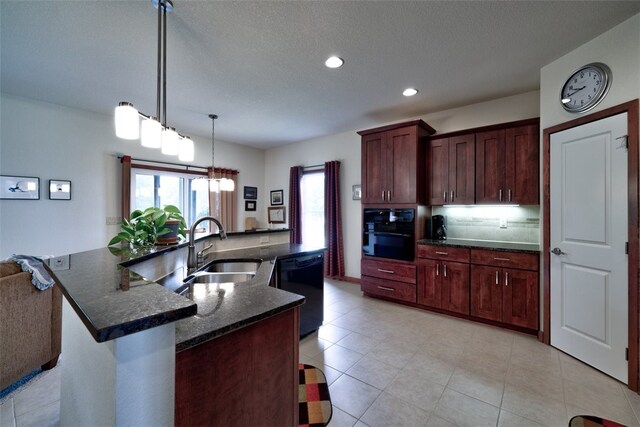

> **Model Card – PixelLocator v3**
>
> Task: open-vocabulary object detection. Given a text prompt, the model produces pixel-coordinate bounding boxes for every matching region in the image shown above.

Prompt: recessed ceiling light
[325,56,344,69]
[403,88,418,97]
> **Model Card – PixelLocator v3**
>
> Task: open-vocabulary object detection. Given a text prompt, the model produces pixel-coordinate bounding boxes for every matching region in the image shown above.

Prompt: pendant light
[114,0,193,161]
[207,114,234,192]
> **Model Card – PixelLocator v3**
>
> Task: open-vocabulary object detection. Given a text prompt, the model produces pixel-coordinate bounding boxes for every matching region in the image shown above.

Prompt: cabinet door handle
[436,264,439,276]
[495,271,499,285]
[505,272,509,286]
[444,264,447,278]
[443,191,447,202]
[493,257,511,261]
[387,190,391,201]
[499,189,503,202]
[381,191,385,201]
[508,189,512,202]
[377,286,395,292]
[450,191,454,202]
[378,269,395,274]
[435,251,448,255]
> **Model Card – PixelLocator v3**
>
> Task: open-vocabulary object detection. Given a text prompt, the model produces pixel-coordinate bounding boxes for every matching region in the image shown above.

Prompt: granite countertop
[168,244,324,351]
[51,239,322,349]
[51,247,197,342]
[417,238,540,254]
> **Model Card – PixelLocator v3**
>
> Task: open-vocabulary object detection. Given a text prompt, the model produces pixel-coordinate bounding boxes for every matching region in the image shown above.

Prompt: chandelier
[114,0,194,163]
[204,114,234,192]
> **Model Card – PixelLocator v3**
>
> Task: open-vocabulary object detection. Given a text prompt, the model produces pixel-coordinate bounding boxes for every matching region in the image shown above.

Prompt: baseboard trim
[324,275,361,285]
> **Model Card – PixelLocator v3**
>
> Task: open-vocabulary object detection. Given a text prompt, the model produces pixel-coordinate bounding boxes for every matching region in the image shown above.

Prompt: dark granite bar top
[50,247,197,342]
[168,244,324,351]
[417,238,540,254]
[50,239,321,351]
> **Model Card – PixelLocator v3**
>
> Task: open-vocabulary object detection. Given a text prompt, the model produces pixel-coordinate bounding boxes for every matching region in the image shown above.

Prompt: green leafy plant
[108,205,186,249]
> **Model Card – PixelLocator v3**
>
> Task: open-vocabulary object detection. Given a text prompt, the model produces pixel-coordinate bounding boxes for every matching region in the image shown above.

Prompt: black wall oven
[363,208,415,261]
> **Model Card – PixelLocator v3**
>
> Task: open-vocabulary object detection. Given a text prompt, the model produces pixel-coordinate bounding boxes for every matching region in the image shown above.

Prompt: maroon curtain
[121,155,132,221]
[288,166,303,244]
[324,161,344,277]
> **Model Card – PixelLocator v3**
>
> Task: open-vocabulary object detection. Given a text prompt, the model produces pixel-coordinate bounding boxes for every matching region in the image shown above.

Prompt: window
[301,171,325,247]
[131,168,210,229]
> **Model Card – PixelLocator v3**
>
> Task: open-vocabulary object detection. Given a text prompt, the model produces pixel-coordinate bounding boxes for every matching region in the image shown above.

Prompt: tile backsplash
[431,205,540,244]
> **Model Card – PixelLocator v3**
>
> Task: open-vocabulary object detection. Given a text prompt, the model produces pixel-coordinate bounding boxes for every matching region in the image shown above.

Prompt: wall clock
[560,62,611,113]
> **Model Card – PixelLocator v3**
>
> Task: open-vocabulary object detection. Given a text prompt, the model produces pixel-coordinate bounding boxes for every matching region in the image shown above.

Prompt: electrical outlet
[260,236,270,244]
[106,216,121,225]
[48,255,70,271]
[499,218,508,229]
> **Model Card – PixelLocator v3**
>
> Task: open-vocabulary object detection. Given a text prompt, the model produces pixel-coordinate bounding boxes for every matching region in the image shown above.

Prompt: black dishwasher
[277,252,324,337]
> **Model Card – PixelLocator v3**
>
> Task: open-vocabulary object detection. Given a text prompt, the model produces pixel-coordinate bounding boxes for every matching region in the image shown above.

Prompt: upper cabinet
[428,134,475,205]
[359,120,435,204]
[476,124,539,205]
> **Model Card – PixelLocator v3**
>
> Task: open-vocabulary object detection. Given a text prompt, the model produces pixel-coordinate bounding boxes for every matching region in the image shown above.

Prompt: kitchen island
[50,232,322,426]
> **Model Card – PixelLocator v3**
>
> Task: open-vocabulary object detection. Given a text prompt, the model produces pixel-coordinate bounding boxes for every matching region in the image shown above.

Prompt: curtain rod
[304,163,324,170]
[118,156,210,170]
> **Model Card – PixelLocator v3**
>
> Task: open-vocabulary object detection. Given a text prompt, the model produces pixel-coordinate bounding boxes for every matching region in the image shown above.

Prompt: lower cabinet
[417,258,469,315]
[414,245,539,332]
[361,258,416,303]
[363,246,539,332]
[470,249,539,330]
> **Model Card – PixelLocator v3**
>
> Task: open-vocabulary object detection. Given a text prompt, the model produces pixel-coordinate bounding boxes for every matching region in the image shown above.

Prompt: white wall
[0,94,265,259]
[540,14,640,130]
[538,13,640,328]
[264,90,540,278]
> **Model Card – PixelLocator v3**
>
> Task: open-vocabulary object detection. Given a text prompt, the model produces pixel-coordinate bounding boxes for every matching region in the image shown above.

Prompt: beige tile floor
[2,278,640,427]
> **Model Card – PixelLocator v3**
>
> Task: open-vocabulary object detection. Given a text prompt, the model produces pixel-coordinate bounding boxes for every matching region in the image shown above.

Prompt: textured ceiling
[2,1,639,148]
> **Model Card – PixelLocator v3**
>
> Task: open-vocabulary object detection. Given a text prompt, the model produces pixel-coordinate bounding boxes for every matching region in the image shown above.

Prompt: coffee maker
[431,215,447,240]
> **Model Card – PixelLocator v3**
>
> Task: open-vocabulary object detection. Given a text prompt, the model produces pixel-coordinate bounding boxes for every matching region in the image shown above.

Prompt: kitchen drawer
[470,249,539,271]
[361,258,416,284]
[361,276,416,303]
[417,245,470,263]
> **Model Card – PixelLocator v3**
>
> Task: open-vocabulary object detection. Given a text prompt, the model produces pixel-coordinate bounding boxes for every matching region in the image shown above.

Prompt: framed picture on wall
[49,179,72,200]
[244,186,257,200]
[270,189,284,205]
[268,206,286,224]
[245,200,256,211]
[0,175,39,200]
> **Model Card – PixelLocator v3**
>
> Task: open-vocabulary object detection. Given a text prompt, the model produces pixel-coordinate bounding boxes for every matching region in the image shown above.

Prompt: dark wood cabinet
[476,124,539,204]
[175,307,299,427]
[417,245,470,315]
[470,249,539,330]
[429,134,475,205]
[359,120,435,204]
[440,261,470,314]
[361,258,417,303]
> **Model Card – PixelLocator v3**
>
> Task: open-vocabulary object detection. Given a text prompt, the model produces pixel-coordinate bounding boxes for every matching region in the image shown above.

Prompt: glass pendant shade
[209,179,220,193]
[115,102,140,140]
[220,178,235,192]
[141,117,162,148]
[161,127,179,155]
[178,136,194,162]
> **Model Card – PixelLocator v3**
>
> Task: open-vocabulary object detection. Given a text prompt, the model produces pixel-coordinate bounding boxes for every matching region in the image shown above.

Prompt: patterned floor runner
[299,364,332,427]
[569,415,627,427]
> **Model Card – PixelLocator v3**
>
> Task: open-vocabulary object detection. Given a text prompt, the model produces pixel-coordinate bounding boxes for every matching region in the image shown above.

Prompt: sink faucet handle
[197,243,214,264]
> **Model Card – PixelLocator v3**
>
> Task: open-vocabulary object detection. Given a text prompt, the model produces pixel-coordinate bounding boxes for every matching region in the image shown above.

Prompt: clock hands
[567,86,586,97]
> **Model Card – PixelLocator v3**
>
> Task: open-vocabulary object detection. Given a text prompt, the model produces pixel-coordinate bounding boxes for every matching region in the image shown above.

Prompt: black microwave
[362,208,415,261]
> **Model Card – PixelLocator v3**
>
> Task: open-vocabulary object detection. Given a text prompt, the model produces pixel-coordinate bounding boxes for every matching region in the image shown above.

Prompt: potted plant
[108,205,186,249]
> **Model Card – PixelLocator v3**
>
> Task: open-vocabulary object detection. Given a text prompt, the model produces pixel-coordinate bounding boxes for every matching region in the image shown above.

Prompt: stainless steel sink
[200,259,261,274]
[190,272,255,284]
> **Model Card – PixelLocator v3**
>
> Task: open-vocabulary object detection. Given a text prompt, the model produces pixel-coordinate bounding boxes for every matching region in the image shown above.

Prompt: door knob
[551,247,567,256]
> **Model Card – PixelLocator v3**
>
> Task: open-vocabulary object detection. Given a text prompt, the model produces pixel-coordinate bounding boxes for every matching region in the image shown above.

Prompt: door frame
[542,99,639,391]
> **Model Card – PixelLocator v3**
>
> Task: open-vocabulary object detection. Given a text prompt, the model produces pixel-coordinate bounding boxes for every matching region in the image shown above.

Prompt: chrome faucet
[187,216,227,270]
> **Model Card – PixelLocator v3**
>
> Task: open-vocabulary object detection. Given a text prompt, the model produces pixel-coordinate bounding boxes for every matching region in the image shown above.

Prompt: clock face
[560,63,611,113]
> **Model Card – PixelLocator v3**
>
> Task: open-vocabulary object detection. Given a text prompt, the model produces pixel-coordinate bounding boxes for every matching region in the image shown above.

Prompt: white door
[550,112,628,383]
